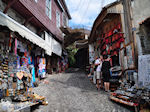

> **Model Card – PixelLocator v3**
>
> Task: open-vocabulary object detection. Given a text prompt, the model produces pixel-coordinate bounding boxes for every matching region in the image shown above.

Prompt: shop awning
[0,12,52,55]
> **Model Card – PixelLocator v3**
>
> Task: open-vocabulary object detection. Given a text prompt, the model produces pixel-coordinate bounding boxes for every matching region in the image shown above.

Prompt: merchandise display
[0,33,47,111]
[109,66,122,91]
[110,70,150,111]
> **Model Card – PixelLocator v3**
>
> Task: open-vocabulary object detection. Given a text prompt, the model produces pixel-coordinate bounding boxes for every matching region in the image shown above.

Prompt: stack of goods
[110,81,150,111]
[8,54,17,76]
[110,86,139,107]
[33,93,48,105]
[110,66,122,91]
[0,97,48,112]
[0,50,46,107]
[0,51,10,98]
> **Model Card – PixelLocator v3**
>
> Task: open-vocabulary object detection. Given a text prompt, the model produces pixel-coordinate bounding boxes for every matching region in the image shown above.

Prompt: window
[63,13,68,26]
[46,0,51,19]
[56,11,60,28]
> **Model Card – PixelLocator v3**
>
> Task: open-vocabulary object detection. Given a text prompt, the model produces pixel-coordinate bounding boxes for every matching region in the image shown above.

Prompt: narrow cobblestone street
[33,68,133,112]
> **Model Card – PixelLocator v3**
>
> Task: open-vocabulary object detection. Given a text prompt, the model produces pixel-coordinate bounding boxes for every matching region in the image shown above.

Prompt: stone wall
[132,0,150,55]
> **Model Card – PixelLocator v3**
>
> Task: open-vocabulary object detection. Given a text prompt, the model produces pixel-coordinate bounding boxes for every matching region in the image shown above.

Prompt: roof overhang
[0,11,52,56]
[56,0,71,19]
[89,1,122,43]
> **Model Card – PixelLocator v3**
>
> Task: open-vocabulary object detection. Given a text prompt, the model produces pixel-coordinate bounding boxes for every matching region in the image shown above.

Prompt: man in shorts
[95,56,103,90]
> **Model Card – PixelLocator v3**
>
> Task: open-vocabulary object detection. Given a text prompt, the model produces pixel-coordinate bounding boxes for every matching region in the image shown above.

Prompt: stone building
[89,1,135,70]
[127,0,150,86]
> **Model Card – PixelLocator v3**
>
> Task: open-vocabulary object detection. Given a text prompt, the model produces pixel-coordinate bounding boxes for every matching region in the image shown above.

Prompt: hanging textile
[116,42,120,49]
[15,38,17,55]
[105,38,109,44]
[119,37,124,43]
[112,35,115,42]
[108,30,113,37]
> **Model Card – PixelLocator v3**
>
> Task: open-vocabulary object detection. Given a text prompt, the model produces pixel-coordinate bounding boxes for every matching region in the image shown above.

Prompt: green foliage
[67,44,78,66]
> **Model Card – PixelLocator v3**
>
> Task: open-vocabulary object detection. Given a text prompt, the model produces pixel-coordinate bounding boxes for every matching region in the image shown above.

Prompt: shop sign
[132,27,136,31]
[138,55,150,87]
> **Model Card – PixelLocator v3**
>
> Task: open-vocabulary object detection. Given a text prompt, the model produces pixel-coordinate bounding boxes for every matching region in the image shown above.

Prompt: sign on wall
[138,55,150,87]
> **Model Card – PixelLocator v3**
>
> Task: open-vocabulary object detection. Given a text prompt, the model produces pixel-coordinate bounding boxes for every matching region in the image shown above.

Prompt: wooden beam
[23,16,34,26]
[3,0,18,14]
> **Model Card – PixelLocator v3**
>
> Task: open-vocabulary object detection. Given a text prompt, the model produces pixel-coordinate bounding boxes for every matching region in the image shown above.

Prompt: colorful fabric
[15,38,17,55]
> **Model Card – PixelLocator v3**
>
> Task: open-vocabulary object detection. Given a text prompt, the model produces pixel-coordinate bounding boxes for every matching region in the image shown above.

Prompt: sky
[65,0,116,29]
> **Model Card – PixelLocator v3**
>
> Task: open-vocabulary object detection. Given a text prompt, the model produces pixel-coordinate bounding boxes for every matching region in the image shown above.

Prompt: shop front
[0,12,49,111]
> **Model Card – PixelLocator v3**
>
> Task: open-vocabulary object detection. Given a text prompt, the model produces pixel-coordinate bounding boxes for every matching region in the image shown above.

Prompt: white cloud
[65,0,117,28]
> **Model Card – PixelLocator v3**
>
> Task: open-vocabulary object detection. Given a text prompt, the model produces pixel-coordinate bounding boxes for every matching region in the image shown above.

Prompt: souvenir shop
[0,26,47,111]
[96,23,124,66]
[95,24,150,111]
[109,21,150,111]
[95,21,150,111]
[95,22,124,90]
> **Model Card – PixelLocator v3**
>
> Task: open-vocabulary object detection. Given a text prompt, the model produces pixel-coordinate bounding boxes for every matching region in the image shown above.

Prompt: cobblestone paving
[33,68,133,112]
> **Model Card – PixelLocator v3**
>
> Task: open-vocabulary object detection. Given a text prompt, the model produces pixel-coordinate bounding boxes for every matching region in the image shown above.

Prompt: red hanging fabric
[108,49,110,55]
[118,33,123,38]
[119,37,124,43]
[103,45,106,50]
[116,42,120,49]
[103,51,106,55]
[110,46,112,50]
[108,38,111,43]
[118,23,121,30]
[108,30,113,37]
[113,51,118,55]
[112,35,115,42]
[112,44,115,50]
[116,34,119,40]
[105,38,109,44]
[105,33,108,38]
